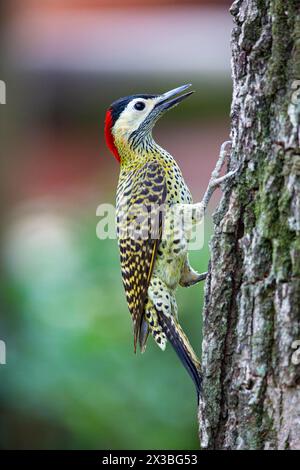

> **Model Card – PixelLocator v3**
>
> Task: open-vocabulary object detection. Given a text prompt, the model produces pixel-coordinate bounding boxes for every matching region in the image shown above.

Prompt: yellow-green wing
[117,161,166,351]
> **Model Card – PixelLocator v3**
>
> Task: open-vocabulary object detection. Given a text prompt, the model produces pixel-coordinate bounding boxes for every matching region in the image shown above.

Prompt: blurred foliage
[0,207,212,449]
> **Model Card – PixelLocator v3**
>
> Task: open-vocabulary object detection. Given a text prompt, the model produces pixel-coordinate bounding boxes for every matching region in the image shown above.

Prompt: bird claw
[220,140,232,161]
[211,141,231,179]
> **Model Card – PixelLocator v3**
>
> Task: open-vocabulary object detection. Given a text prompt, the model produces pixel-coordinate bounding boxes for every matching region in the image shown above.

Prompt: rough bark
[198,0,300,450]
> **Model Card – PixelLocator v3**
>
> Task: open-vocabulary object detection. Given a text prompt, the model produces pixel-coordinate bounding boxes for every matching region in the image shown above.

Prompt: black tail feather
[157,312,202,399]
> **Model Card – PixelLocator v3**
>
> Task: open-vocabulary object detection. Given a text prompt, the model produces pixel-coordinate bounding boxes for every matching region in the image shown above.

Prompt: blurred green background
[0,0,232,450]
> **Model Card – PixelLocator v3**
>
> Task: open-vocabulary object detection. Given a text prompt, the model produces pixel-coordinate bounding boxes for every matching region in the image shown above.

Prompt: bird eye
[134,101,146,111]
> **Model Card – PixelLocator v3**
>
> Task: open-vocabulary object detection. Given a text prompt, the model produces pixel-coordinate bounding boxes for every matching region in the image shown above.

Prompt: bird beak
[155,84,194,112]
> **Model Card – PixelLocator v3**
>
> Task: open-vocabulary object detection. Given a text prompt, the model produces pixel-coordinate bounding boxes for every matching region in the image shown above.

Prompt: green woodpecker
[104,84,236,397]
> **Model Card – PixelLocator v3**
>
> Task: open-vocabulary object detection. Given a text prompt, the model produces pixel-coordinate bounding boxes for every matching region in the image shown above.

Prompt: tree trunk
[198,0,300,450]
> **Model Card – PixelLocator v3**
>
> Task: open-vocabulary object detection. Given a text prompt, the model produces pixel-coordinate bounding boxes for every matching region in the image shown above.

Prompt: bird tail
[157,312,202,399]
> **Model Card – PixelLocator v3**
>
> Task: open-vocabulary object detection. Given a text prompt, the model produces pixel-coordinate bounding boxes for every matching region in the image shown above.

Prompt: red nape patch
[104,109,121,163]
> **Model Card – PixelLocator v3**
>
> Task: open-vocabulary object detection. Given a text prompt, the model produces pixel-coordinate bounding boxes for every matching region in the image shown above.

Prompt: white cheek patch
[112,98,157,140]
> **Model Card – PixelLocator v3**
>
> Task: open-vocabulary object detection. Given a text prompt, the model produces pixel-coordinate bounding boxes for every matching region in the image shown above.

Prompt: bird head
[104,84,194,163]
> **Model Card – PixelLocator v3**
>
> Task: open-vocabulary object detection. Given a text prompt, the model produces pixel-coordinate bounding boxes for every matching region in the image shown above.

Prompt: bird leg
[178,141,236,287]
[201,140,236,213]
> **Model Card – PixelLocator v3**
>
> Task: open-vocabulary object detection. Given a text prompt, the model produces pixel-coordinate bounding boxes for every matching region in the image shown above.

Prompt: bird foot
[180,271,207,287]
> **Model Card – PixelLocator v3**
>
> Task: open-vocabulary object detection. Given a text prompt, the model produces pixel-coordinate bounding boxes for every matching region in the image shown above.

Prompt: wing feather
[116,161,166,351]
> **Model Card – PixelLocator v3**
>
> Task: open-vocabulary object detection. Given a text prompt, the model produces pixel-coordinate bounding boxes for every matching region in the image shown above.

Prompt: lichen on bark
[198,0,300,450]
